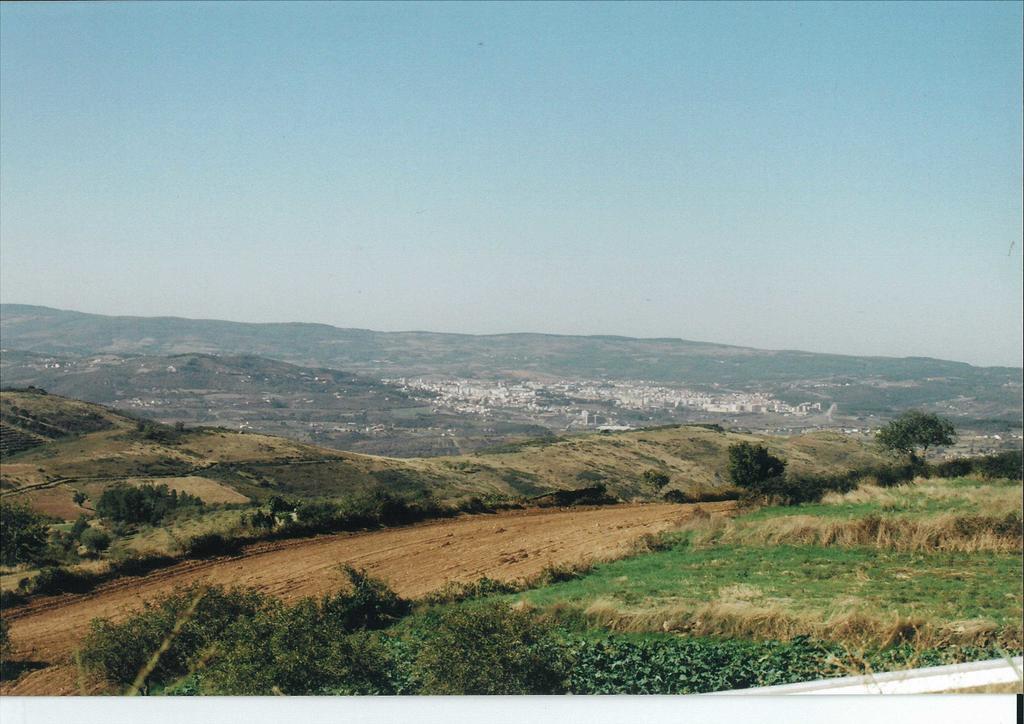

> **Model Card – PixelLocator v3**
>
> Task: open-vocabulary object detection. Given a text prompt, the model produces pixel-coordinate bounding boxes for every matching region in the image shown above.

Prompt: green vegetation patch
[512,543,1023,632]
[743,477,1023,522]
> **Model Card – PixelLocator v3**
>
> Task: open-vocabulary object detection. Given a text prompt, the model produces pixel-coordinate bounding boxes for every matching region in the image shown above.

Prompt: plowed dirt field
[1,501,734,695]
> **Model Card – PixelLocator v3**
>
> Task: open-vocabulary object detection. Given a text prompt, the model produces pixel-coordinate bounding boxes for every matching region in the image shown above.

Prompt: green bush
[0,618,9,660]
[0,503,50,566]
[201,602,399,695]
[27,566,99,595]
[0,589,27,608]
[974,451,1023,480]
[414,601,569,694]
[641,470,670,490]
[727,443,787,490]
[323,566,411,631]
[662,489,739,504]
[930,458,975,478]
[70,515,90,540]
[110,553,178,577]
[182,532,243,559]
[78,570,410,693]
[863,461,920,487]
[422,577,521,605]
[79,584,271,689]
[80,527,112,555]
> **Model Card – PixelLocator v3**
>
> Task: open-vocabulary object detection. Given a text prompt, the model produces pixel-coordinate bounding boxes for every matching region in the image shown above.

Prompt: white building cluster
[386,376,822,422]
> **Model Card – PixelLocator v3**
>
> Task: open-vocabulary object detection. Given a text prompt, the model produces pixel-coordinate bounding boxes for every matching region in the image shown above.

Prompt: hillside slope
[0,390,886,520]
[3,304,1020,419]
[0,350,552,457]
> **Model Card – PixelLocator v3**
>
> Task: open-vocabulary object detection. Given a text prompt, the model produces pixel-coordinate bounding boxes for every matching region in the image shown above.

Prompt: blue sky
[1,2,1021,366]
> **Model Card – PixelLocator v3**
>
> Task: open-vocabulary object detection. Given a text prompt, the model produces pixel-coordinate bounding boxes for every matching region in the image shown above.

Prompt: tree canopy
[0,502,50,566]
[876,411,956,462]
[727,442,787,490]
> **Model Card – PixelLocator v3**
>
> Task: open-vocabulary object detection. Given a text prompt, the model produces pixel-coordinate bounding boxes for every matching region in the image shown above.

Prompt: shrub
[534,485,617,508]
[761,472,856,505]
[414,601,569,694]
[864,461,919,487]
[0,589,26,608]
[974,451,1023,480]
[70,515,90,541]
[423,577,522,605]
[80,527,112,555]
[27,566,99,596]
[182,533,242,559]
[930,458,975,478]
[0,618,9,660]
[727,443,786,490]
[0,503,50,566]
[295,500,341,529]
[79,584,272,689]
[267,496,296,514]
[245,509,276,530]
[78,571,410,693]
[201,605,399,695]
[663,489,739,504]
[129,420,184,445]
[531,561,594,586]
[110,553,177,577]
[323,566,412,632]
[195,569,408,695]
[642,470,670,490]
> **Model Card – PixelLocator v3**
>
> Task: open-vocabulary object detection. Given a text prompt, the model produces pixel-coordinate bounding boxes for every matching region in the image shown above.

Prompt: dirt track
[0,501,734,696]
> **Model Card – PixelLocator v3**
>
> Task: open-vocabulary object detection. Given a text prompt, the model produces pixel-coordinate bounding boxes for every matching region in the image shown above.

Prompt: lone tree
[727,442,787,490]
[876,411,956,463]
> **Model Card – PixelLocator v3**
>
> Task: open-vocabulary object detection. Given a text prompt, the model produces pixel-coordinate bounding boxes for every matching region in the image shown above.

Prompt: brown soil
[0,501,733,696]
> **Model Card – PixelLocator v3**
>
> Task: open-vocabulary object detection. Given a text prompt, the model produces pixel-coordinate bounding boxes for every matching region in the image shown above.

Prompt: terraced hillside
[0,389,115,463]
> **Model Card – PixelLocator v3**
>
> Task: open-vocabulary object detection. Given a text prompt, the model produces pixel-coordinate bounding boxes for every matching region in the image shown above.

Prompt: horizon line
[2,301,1020,371]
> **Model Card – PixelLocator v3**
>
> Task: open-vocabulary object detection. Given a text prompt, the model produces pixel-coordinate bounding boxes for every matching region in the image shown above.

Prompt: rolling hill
[0,389,886,520]
[0,350,552,457]
[2,304,1020,422]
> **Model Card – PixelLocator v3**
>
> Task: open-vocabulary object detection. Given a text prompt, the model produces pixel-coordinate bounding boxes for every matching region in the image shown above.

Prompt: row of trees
[96,483,203,525]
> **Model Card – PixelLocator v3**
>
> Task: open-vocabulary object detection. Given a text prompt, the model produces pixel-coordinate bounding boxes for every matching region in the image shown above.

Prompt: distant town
[386,377,824,429]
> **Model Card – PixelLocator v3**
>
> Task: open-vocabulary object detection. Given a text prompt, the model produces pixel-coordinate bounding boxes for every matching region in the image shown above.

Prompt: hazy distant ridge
[1,304,1020,420]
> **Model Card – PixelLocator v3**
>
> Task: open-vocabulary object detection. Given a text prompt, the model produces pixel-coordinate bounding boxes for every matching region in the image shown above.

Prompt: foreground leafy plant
[414,601,569,694]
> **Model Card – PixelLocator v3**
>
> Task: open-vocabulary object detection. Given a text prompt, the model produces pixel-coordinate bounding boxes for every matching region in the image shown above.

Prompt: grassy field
[499,475,1023,651]
[744,476,1022,521]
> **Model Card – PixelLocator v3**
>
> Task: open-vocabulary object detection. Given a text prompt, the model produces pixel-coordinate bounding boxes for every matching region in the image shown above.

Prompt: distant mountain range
[2,304,1021,424]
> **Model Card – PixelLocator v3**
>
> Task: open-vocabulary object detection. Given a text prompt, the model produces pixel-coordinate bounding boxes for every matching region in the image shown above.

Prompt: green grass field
[495,475,1023,650]
[513,544,1021,628]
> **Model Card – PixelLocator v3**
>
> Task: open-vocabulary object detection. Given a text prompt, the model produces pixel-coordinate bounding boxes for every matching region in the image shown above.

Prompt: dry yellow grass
[120,476,250,504]
[821,481,1023,518]
[575,598,1021,650]
[689,513,1022,553]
